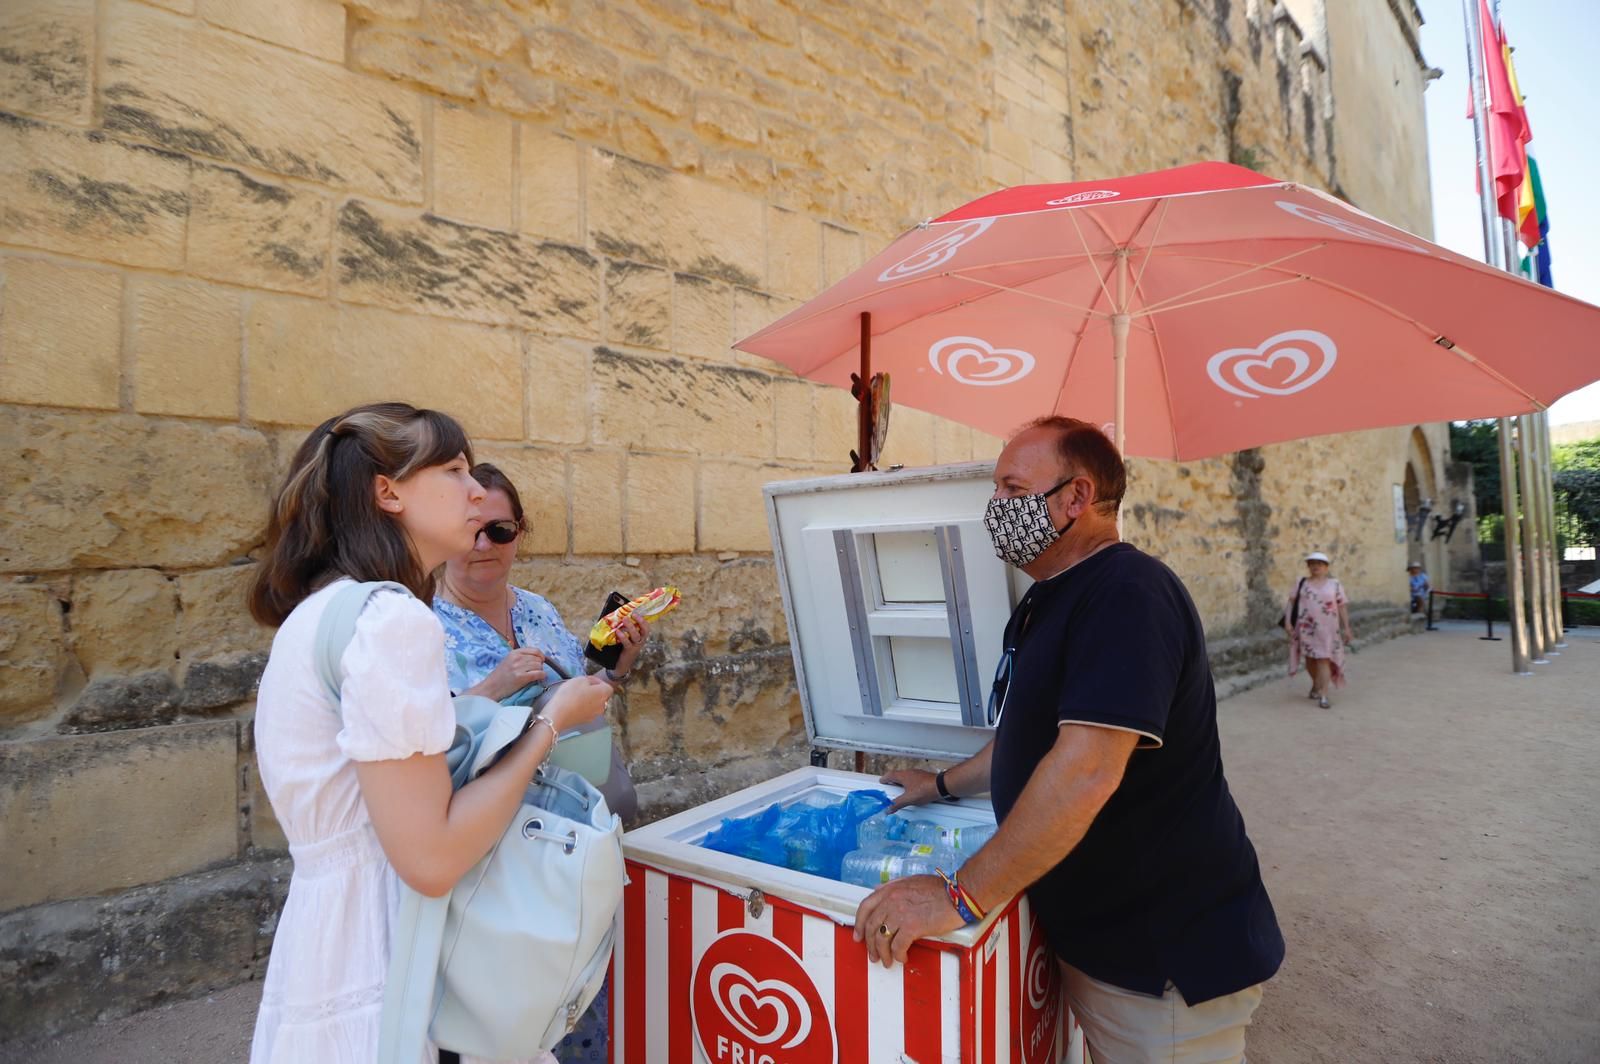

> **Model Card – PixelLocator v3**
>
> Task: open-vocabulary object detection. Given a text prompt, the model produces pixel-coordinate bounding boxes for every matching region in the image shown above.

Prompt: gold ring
[878,923,894,937]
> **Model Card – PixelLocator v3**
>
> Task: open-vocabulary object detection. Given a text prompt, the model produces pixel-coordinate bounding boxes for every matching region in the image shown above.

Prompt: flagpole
[1540,412,1567,645]
[1464,0,1531,674]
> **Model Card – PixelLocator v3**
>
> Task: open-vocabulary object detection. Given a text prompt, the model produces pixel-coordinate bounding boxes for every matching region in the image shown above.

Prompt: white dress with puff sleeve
[248,579,548,1064]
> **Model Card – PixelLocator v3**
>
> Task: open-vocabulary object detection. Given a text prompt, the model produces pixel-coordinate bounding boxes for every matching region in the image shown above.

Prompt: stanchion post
[1479,569,1500,642]
[1426,590,1437,631]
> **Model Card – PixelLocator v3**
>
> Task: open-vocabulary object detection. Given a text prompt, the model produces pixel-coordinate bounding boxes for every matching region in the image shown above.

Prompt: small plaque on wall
[1393,484,1408,544]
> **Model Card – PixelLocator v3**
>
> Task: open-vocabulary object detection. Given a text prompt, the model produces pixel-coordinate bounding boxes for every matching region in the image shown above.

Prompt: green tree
[1450,420,1502,517]
[1552,434,1600,548]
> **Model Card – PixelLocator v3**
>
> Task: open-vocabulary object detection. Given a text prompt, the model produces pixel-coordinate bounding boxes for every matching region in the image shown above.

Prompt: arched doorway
[1404,427,1446,588]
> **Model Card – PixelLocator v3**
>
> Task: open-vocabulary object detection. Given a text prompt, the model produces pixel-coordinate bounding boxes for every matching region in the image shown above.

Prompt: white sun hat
[1304,551,1330,563]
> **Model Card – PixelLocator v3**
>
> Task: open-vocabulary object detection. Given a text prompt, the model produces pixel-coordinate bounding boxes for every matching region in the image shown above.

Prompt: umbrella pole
[853,311,873,473]
[1113,250,1129,458]
[1464,0,1530,673]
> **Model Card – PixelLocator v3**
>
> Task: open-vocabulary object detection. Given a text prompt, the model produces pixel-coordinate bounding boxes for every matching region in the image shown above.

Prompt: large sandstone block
[591,347,773,459]
[245,294,523,439]
[588,150,765,288]
[0,408,274,571]
[0,0,94,125]
[571,450,624,554]
[624,453,696,555]
[766,205,821,300]
[651,555,789,657]
[177,564,270,662]
[129,275,241,420]
[187,164,329,296]
[524,333,590,446]
[0,722,240,910]
[349,24,480,100]
[433,103,514,230]
[604,261,671,350]
[671,273,734,360]
[70,568,179,677]
[429,0,522,57]
[0,257,122,411]
[104,0,424,202]
[195,0,346,62]
[773,379,812,461]
[518,125,583,245]
[0,582,70,727]
[698,460,812,552]
[335,200,600,334]
[0,115,189,269]
[676,648,804,764]
[470,442,571,556]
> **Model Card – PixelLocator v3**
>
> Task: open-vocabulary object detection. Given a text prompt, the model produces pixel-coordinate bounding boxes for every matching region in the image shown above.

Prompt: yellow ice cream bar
[588,586,682,649]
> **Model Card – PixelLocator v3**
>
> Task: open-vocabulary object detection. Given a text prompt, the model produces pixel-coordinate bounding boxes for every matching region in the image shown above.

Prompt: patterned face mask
[984,478,1075,568]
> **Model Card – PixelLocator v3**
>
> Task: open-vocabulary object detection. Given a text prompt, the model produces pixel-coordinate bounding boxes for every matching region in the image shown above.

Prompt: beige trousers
[1063,963,1265,1064]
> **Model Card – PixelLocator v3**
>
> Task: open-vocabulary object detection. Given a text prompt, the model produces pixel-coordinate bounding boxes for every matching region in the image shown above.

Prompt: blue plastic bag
[701,789,892,880]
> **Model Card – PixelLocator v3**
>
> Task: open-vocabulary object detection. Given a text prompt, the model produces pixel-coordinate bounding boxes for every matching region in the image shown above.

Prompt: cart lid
[765,462,1026,761]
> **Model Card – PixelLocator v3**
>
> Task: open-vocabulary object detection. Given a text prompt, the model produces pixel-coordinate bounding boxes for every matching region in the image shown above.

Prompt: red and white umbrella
[735,162,1600,461]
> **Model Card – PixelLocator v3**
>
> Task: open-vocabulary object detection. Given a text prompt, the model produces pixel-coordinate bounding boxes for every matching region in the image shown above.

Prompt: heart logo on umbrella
[1275,201,1428,254]
[708,962,814,1048]
[928,335,1037,386]
[878,218,994,282]
[1207,329,1337,399]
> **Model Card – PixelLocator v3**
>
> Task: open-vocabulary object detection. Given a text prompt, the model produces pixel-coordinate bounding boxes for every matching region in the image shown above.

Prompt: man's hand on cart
[879,768,939,812]
[853,875,964,968]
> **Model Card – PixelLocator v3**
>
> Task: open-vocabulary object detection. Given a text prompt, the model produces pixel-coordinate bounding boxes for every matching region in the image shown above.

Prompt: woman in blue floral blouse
[433,462,648,1064]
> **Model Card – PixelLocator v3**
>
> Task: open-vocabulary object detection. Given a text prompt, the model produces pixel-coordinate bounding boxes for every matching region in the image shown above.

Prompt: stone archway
[1404,427,1447,586]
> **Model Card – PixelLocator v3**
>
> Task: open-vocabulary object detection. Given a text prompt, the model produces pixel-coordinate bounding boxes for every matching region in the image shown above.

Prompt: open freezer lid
[765,462,1027,761]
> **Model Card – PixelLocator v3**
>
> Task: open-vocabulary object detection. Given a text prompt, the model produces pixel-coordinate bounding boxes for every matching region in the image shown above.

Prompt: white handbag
[314,581,626,1061]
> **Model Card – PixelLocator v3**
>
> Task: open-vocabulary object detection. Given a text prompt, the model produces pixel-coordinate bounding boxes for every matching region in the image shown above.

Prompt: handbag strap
[312,579,413,703]
[307,580,454,1063]
[1289,576,1306,627]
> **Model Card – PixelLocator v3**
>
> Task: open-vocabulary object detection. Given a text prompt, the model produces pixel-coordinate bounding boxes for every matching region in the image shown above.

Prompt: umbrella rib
[1067,208,1118,310]
[948,273,1124,321]
[1130,244,1327,316]
[1129,198,1172,301]
[1128,264,1182,459]
[1137,275,1308,316]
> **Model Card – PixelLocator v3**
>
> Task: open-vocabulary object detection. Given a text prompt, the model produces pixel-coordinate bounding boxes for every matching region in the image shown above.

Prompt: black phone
[583,591,629,670]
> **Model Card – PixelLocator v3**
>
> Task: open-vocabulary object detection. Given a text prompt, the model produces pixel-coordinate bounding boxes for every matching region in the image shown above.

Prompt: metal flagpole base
[1531,657,1550,665]
[1479,636,1502,641]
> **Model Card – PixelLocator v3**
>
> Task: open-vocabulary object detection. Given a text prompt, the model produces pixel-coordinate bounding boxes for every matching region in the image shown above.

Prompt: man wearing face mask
[854,416,1283,1064]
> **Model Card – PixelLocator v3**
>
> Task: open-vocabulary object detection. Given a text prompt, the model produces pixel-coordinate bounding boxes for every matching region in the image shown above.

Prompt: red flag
[1466,0,1526,225]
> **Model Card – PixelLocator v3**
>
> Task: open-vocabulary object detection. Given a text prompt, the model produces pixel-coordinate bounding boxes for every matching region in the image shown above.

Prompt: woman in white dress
[247,402,613,1064]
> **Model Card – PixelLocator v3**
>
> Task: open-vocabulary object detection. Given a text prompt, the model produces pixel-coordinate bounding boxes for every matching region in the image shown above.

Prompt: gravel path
[9,622,1598,1063]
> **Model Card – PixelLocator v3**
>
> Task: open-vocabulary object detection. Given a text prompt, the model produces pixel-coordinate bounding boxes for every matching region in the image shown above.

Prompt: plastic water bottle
[856,811,908,849]
[906,820,997,854]
[840,842,958,887]
[783,830,828,876]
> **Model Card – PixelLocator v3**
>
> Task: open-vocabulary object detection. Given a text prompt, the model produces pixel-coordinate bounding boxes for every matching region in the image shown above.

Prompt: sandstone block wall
[1,3,1446,1028]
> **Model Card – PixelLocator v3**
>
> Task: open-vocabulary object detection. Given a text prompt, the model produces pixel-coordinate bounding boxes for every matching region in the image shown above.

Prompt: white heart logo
[1275,201,1428,254]
[1046,189,1120,205]
[709,962,814,1049]
[928,335,1036,387]
[878,218,994,282]
[1207,329,1336,399]
[1026,943,1052,1009]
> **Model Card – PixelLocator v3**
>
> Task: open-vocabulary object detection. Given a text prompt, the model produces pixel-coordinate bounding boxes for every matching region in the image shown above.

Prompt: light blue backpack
[314,581,626,1061]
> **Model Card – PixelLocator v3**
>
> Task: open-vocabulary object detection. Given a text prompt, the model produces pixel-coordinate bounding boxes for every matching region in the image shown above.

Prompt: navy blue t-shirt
[988,543,1284,1004]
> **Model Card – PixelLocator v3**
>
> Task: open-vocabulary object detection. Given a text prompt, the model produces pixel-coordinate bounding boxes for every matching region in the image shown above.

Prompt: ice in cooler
[611,464,1091,1063]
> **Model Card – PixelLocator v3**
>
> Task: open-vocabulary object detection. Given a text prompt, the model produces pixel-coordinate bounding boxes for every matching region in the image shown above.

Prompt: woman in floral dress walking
[1284,551,1354,708]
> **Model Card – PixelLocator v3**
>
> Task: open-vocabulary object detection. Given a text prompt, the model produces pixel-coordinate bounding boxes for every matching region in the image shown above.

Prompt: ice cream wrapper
[589,586,682,649]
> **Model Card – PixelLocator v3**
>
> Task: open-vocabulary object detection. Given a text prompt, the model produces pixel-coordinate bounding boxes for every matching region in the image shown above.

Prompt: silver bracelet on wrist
[525,712,557,744]
[602,667,627,685]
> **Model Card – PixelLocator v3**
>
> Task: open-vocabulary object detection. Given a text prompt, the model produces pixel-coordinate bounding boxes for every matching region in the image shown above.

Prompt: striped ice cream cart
[610,465,1089,1063]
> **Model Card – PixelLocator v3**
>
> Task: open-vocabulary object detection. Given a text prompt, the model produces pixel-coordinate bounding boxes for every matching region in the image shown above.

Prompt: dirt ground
[8,621,1598,1063]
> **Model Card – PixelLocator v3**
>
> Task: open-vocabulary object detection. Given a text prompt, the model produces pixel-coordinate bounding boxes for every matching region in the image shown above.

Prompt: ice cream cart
[610,463,1091,1063]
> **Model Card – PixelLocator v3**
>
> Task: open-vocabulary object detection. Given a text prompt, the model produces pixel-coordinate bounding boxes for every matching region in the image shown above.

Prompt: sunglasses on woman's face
[480,519,522,545]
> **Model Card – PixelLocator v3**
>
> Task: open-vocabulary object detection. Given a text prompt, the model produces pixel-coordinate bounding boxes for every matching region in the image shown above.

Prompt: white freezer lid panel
[765,462,1023,761]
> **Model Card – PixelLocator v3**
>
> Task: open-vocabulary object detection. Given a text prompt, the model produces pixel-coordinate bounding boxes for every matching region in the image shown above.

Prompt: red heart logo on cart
[1206,329,1337,399]
[692,930,837,1064]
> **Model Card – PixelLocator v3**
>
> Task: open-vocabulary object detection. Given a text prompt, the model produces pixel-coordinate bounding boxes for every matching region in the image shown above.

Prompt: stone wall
[1,0,1439,1040]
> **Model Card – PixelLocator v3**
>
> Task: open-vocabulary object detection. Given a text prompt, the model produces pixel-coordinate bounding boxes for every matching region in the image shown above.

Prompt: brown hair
[249,402,473,626]
[469,462,525,527]
[1024,415,1127,515]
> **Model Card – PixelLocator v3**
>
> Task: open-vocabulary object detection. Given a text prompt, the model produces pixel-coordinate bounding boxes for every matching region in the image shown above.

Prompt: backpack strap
[312,580,413,708]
